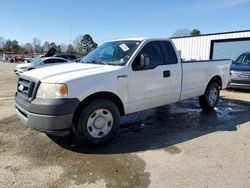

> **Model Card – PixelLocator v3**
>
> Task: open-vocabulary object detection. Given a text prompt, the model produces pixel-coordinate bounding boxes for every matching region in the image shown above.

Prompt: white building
[171,30,250,61]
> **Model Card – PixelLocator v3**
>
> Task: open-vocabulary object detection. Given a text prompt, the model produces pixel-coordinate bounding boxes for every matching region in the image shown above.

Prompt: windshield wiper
[84,60,107,65]
[107,62,124,66]
[82,60,125,66]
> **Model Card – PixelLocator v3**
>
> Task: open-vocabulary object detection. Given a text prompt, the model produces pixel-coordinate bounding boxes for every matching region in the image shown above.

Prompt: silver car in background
[14,57,74,74]
[228,52,250,89]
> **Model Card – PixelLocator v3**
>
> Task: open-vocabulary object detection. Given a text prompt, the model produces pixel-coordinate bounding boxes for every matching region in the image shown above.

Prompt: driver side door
[128,41,173,113]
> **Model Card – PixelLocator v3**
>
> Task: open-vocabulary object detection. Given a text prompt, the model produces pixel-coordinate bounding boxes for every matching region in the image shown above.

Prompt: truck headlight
[36,83,68,99]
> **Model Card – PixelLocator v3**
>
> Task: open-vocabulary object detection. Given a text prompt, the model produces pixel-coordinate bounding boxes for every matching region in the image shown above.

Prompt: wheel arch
[72,91,125,123]
[206,75,222,90]
[199,75,221,111]
[27,67,35,71]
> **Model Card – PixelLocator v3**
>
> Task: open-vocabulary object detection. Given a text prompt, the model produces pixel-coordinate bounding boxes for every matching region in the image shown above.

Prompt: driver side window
[243,54,250,64]
[132,41,165,70]
[235,54,246,64]
[43,59,54,64]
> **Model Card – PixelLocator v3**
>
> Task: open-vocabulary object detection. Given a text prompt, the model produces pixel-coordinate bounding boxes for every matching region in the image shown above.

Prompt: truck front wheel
[199,82,220,111]
[75,99,120,144]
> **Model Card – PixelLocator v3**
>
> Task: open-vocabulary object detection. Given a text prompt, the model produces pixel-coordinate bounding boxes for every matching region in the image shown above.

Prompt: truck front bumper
[228,80,250,90]
[15,94,80,136]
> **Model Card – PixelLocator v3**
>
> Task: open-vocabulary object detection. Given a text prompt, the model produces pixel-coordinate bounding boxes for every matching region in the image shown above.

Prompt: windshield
[30,57,43,65]
[81,41,141,66]
[234,54,250,65]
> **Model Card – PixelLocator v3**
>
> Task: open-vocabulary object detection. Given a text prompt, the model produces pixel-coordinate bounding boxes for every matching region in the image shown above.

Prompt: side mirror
[140,54,149,68]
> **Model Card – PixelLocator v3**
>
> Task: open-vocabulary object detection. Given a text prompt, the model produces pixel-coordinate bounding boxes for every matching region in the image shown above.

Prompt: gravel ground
[0,62,250,188]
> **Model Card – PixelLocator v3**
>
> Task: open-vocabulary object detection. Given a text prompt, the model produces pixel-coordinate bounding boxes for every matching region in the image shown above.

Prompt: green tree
[190,29,201,36]
[3,40,21,53]
[49,42,57,50]
[17,46,25,54]
[3,40,12,52]
[81,34,97,55]
[11,40,19,53]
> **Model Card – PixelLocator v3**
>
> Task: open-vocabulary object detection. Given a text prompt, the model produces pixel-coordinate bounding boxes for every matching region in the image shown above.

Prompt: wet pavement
[0,64,250,187]
[48,97,250,154]
[1,96,250,187]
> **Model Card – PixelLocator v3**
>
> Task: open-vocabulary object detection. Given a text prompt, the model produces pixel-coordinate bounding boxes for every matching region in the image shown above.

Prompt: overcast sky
[0,0,249,45]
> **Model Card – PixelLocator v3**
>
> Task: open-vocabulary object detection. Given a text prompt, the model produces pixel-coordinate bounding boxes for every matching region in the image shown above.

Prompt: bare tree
[172,29,191,37]
[60,43,68,53]
[42,41,50,53]
[73,35,83,55]
[32,38,42,53]
[66,44,76,55]
[23,43,34,53]
[0,37,5,48]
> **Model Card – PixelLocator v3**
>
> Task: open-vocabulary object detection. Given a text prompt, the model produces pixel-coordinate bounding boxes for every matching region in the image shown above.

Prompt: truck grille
[231,71,250,80]
[17,77,37,101]
[239,72,250,78]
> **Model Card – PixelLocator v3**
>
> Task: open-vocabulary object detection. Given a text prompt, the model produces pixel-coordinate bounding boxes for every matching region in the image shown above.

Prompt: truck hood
[22,63,123,82]
[230,63,250,72]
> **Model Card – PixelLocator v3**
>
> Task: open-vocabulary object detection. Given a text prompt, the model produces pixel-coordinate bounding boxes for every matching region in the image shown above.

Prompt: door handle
[163,70,171,78]
[117,75,128,79]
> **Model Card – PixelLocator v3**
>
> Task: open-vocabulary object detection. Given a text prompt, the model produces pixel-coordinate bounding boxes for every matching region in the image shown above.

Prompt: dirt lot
[0,62,250,188]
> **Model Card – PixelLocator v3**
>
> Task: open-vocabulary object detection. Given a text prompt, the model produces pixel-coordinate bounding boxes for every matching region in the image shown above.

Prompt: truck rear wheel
[199,82,220,111]
[75,99,120,144]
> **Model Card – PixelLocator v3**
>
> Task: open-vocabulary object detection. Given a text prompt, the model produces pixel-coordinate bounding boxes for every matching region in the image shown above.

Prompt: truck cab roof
[110,37,169,42]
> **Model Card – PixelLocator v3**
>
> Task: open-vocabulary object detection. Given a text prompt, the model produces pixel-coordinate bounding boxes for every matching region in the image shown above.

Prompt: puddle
[163,146,182,154]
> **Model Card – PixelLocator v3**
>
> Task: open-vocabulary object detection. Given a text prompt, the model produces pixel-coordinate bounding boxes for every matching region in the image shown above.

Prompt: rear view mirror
[140,54,149,67]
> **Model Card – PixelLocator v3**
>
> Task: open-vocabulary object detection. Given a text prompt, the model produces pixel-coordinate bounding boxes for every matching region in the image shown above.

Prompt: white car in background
[14,57,73,74]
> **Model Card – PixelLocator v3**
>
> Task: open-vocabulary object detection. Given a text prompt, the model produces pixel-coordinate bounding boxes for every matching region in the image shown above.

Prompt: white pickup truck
[15,38,232,144]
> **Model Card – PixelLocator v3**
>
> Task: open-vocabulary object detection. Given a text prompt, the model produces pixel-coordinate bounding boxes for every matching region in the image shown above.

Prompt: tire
[75,99,120,144]
[199,82,220,111]
[28,68,35,71]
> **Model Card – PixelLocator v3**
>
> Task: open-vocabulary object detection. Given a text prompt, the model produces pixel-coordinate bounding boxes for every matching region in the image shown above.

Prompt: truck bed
[180,59,231,100]
[182,59,231,63]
